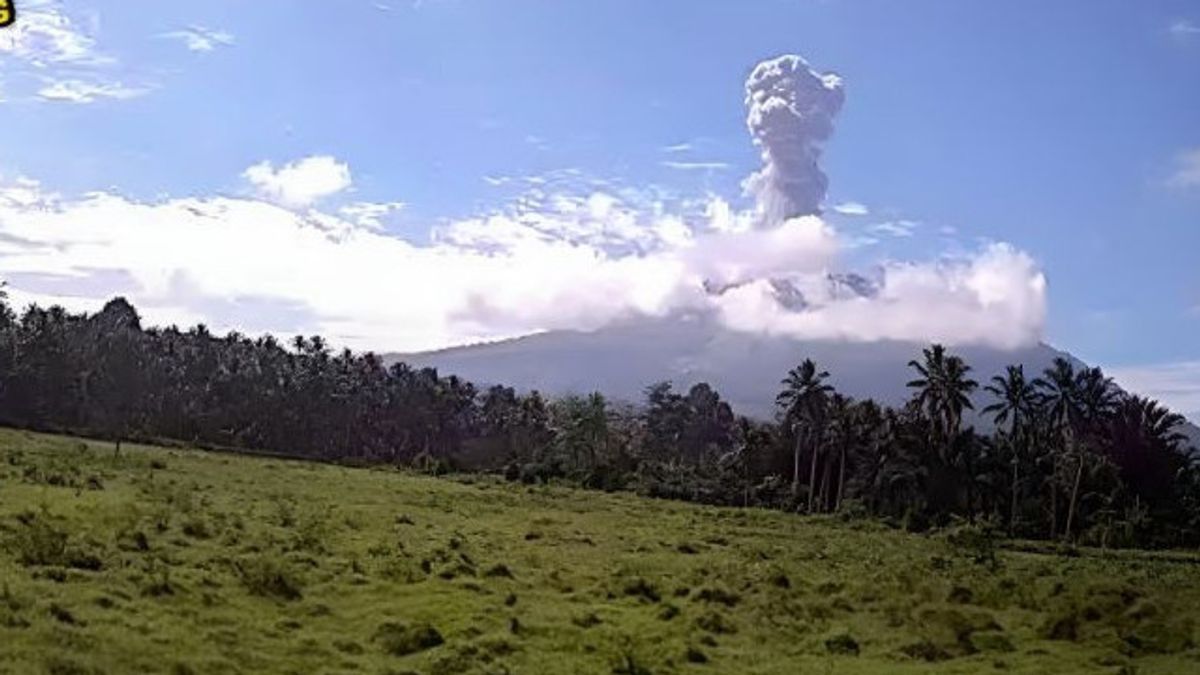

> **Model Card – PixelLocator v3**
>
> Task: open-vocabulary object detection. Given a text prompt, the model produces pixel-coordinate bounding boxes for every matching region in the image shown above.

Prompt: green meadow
[0,428,1197,674]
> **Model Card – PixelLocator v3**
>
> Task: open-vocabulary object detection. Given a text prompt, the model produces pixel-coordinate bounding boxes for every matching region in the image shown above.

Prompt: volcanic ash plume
[743,54,845,223]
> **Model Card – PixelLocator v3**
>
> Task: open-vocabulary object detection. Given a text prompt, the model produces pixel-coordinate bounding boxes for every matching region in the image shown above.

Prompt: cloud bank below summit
[0,54,1048,352]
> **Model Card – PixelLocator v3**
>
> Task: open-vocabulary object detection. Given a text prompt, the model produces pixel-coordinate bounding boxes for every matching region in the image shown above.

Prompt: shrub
[484,563,513,579]
[9,510,69,566]
[824,631,860,655]
[181,516,212,540]
[572,612,602,628]
[6,509,103,571]
[693,586,739,607]
[610,648,653,675]
[623,577,660,603]
[695,610,737,634]
[373,621,444,656]
[943,516,1001,569]
[236,555,303,601]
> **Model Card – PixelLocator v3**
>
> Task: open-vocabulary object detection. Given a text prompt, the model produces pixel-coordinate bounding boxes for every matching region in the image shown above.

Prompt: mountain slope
[390,314,1074,420]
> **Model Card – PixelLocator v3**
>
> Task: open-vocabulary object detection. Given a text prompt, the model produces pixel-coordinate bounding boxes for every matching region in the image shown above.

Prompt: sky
[0,0,1197,415]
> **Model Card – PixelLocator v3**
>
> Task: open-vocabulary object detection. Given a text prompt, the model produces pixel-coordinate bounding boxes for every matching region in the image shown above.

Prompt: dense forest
[0,291,1196,549]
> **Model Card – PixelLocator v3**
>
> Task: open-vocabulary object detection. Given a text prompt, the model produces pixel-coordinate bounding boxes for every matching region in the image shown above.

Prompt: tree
[643,381,688,462]
[906,344,978,454]
[983,365,1039,532]
[85,298,148,455]
[776,359,834,510]
[1034,357,1078,539]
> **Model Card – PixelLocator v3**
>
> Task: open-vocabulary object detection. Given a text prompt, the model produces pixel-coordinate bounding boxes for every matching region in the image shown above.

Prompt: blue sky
[0,0,1198,412]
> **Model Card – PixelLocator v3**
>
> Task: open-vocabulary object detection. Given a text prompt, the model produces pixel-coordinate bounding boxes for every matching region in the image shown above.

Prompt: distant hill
[389,314,1200,447]
[389,314,1071,418]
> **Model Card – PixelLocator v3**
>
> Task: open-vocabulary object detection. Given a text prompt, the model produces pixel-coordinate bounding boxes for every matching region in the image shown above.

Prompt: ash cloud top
[743,54,845,222]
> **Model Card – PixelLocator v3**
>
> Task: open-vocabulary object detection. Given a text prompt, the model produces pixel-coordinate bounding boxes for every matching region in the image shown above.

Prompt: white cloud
[661,161,730,171]
[1109,361,1200,420]
[869,220,919,238]
[338,201,405,230]
[0,1,105,66]
[243,156,352,207]
[831,201,869,216]
[1167,147,1200,189]
[36,79,146,103]
[160,26,235,52]
[711,243,1046,350]
[662,142,693,153]
[1169,19,1200,37]
[0,1,149,104]
[0,170,1047,353]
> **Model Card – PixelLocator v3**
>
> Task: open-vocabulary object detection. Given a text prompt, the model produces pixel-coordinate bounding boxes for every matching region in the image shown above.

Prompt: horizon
[0,0,1197,415]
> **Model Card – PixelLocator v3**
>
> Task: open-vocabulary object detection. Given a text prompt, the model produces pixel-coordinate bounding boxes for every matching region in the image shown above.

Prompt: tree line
[0,292,1196,549]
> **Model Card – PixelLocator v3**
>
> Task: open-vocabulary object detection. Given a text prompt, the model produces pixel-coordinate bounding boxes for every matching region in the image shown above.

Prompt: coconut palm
[983,365,1040,531]
[1034,357,1078,538]
[906,344,948,429]
[906,344,978,451]
[941,355,978,439]
[776,359,834,510]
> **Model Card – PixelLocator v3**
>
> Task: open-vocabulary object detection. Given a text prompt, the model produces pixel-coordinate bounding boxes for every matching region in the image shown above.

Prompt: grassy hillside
[0,429,1197,674]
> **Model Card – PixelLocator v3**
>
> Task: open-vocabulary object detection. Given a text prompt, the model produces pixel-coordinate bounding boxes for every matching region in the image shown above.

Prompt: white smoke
[743,54,845,222]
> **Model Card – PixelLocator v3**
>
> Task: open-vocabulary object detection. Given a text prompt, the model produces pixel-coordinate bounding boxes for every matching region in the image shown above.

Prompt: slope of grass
[0,428,1197,674]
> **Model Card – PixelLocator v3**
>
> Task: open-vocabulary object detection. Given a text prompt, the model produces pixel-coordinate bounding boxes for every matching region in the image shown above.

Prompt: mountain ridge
[386,315,1200,448]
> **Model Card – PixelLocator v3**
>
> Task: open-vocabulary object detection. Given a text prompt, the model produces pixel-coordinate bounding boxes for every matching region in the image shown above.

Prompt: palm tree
[823,393,853,511]
[1063,367,1116,540]
[941,355,978,440]
[1107,396,1188,511]
[906,344,978,451]
[906,344,948,430]
[1034,357,1077,539]
[776,358,834,510]
[983,365,1039,532]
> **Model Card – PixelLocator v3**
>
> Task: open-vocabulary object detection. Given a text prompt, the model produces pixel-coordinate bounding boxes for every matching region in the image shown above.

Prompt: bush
[236,554,303,601]
[8,510,69,566]
[824,631,860,655]
[943,516,1001,568]
[693,586,739,607]
[695,610,737,634]
[623,577,661,603]
[373,621,444,656]
[5,509,103,571]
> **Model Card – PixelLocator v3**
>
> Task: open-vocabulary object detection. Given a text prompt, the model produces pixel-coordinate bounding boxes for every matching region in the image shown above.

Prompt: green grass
[0,428,1197,674]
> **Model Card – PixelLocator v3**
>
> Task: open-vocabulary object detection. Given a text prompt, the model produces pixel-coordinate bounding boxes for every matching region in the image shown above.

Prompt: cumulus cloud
[243,156,352,207]
[743,54,844,222]
[710,244,1046,350]
[0,168,1046,352]
[160,26,235,52]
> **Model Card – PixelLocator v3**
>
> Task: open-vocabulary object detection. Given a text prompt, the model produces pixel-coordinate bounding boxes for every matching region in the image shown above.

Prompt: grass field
[0,429,1198,674]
